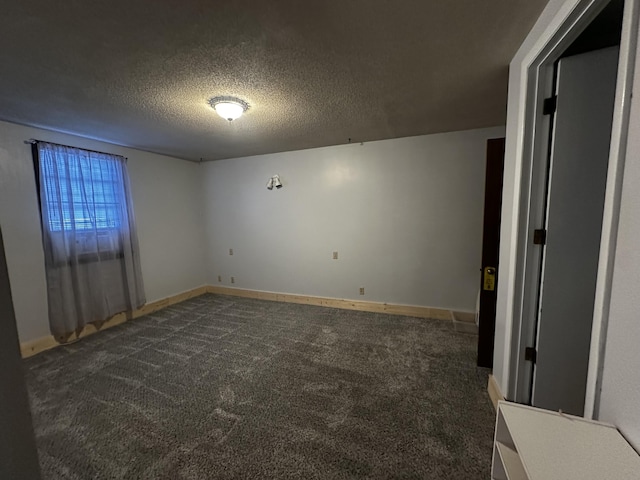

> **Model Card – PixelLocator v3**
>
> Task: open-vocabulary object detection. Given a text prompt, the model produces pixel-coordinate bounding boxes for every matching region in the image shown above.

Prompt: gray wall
[598,24,640,447]
[1,120,500,343]
[0,227,41,479]
[0,120,208,343]
[202,127,504,311]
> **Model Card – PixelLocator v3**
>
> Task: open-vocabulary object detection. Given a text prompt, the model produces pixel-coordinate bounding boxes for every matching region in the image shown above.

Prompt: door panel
[532,47,619,414]
[477,138,505,368]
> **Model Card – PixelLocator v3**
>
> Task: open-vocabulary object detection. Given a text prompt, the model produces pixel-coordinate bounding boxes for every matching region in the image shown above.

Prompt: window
[39,148,124,232]
[33,141,146,337]
[39,144,123,232]
[35,142,129,259]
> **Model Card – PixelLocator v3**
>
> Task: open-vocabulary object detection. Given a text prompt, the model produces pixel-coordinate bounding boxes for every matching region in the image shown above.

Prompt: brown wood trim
[19,335,59,359]
[20,285,209,358]
[22,285,458,358]
[207,286,453,320]
[488,374,505,410]
[130,286,209,319]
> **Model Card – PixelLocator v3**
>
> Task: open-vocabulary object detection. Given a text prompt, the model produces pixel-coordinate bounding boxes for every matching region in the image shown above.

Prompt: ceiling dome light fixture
[208,96,249,121]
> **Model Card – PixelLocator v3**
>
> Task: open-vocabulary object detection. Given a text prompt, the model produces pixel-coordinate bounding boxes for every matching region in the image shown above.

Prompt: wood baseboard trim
[488,374,505,410]
[20,285,209,359]
[450,310,476,323]
[206,286,452,321]
[21,285,456,358]
[19,335,59,359]
[131,285,209,319]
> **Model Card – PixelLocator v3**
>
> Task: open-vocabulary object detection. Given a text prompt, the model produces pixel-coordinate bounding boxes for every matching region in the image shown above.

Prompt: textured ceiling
[0,0,549,161]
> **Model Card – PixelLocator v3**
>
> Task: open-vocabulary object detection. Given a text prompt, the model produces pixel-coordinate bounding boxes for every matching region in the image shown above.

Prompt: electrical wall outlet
[229,248,234,255]
[231,276,235,284]
[217,275,222,282]
[333,251,338,260]
[359,287,365,295]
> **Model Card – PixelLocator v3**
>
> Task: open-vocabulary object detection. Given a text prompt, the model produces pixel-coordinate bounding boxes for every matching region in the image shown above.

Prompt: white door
[532,46,619,415]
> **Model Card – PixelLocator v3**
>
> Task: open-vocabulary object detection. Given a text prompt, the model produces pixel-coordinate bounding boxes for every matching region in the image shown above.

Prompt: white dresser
[492,401,640,480]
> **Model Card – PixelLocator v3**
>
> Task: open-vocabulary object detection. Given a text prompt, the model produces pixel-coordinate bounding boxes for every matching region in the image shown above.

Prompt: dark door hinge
[525,347,537,363]
[533,229,547,245]
[543,95,557,115]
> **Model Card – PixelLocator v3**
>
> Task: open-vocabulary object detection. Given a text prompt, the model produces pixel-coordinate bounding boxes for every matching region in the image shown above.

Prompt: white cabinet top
[498,402,640,480]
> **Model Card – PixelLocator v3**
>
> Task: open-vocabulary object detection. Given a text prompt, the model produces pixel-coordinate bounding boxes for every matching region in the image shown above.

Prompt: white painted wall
[1,121,500,344]
[0,120,207,343]
[598,24,640,448]
[202,127,504,311]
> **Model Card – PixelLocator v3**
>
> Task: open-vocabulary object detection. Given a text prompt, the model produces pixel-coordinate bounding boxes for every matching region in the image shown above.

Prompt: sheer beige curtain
[36,142,145,340]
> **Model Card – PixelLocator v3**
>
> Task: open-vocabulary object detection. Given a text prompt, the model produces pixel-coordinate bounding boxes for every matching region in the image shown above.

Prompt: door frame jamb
[508,0,639,418]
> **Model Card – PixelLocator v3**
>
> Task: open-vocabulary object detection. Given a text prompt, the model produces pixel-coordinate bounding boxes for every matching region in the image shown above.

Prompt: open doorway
[511,0,630,416]
[531,44,619,415]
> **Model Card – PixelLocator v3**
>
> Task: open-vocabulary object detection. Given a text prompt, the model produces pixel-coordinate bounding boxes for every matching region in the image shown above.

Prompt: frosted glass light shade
[209,96,249,121]
[214,102,244,121]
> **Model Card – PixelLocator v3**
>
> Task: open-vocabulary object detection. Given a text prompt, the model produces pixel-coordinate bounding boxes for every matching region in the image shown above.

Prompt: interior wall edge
[488,374,506,411]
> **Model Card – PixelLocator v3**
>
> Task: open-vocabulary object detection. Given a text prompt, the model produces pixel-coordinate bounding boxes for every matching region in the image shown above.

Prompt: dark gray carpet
[24,294,495,479]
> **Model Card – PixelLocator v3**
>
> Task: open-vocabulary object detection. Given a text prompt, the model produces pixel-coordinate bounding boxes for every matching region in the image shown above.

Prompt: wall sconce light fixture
[266,174,283,190]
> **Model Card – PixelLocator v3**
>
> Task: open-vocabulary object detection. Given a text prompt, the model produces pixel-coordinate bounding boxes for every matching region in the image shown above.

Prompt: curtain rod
[24,139,128,161]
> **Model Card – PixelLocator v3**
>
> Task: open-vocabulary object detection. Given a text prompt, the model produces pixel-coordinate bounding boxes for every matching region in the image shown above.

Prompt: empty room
[2,0,640,479]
